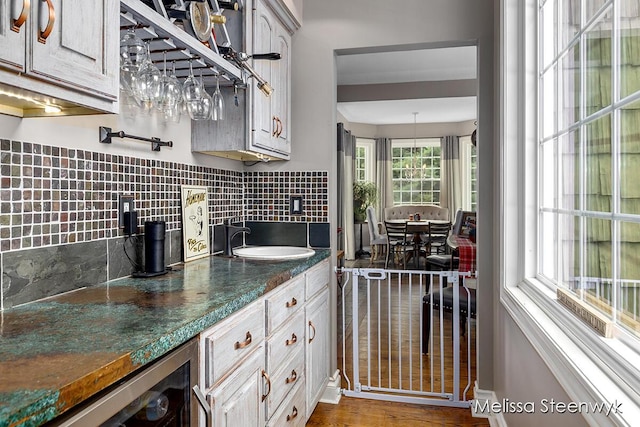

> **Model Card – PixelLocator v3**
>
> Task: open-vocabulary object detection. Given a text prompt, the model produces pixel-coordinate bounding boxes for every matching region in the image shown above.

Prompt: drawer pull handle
[261,370,271,402]
[37,0,55,44]
[11,0,30,33]
[286,333,297,346]
[286,297,297,308]
[285,369,298,384]
[286,406,298,422]
[308,320,316,343]
[234,331,252,350]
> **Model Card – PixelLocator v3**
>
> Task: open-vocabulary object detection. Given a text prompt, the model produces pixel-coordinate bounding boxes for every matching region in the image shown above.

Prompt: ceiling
[336,46,477,125]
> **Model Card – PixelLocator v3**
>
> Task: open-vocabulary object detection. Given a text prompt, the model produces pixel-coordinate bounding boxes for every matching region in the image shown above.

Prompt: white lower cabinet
[305,287,330,416]
[199,258,331,426]
[208,347,267,427]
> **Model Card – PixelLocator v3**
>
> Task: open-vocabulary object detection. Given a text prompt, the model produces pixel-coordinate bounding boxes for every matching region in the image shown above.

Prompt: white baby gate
[338,267,476,408]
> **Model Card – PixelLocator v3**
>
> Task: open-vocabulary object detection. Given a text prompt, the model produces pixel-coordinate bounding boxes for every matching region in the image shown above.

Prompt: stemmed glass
[211,72,224,121]
[162,61,183,123]
[119,28,147,94]
[182,59,202,103]
[133,43,162,111]
[120,28,147,68]
[187,70,213,120]
[158,55,182,112]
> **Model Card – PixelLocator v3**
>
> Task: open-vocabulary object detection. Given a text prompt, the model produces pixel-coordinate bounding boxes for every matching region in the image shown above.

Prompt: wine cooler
[53,339,202,426]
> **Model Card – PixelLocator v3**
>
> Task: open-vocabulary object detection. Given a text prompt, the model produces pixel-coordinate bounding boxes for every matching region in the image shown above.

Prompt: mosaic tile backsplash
[0,138,329,308]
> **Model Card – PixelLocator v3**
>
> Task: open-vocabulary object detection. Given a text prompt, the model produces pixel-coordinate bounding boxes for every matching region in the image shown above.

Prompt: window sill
[501,279,640,426]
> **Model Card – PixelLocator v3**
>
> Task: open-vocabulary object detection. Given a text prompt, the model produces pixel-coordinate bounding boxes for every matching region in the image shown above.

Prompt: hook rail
[99,126,173,151]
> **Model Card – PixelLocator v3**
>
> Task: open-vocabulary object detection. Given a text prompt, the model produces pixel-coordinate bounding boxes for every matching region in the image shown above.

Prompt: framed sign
[181,185,210,262]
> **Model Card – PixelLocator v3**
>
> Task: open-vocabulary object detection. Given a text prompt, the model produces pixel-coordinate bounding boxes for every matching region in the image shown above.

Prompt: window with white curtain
[539,0,640,340]
[391,138,442,204]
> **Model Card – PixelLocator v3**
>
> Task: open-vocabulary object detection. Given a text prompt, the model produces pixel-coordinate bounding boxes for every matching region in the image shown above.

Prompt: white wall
[0,110,241,171]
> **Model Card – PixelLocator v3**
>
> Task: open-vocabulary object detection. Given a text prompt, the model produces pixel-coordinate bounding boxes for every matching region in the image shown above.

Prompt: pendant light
[404,112,425,179]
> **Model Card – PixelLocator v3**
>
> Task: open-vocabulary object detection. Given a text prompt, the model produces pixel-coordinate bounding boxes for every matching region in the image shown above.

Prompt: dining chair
[423,221,452,255]
[425,252,460,271]
[383,220,412,269]
[366,206,388,263]
[421,285,476,354]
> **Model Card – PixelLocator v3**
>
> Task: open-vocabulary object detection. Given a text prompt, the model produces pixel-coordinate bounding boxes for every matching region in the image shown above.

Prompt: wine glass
[119,28,147,95]
[187,70,212,120]
[120,27,147,69]
[182,59,202,103]
[211,72,224,121]
[158,56,182,112]
[133,43,162,111]
[163,101,182,123]
[120,59,138,94]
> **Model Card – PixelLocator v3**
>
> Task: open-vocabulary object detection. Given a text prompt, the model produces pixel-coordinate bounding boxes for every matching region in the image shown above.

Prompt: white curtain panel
[441,135,462,222]
[374,137,393,221]
[338,123,356,259]
[459,135,474,210]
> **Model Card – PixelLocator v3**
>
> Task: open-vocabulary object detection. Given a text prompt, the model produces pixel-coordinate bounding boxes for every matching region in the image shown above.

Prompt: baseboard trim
[319,369,342,405]
[473,383,508,427]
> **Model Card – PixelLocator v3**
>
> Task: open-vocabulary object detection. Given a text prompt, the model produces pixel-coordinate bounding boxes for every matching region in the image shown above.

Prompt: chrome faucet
[224,224,251,256]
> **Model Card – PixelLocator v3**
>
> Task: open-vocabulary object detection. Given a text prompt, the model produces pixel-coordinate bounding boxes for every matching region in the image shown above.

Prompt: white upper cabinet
[0,0,27,71]
[0,0,119,116]
[191,0,298,162]
[250,0,291,158]
[29,0,118,99]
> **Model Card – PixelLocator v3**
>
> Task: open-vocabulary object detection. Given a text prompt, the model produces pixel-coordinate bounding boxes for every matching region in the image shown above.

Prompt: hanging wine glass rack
[120,0,243,89]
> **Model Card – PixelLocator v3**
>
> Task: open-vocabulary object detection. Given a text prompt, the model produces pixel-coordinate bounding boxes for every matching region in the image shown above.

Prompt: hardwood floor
[306,257,488,426]
[307,397,488,426]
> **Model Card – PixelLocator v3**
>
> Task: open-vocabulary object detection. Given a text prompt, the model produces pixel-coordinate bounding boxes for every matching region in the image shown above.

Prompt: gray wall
[294,0,497,394]
[299,2,587,425]
[496,314,588,427]
[0,1,587,424]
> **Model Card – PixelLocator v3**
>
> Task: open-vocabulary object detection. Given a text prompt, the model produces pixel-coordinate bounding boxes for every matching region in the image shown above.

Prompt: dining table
[387,219,450,267]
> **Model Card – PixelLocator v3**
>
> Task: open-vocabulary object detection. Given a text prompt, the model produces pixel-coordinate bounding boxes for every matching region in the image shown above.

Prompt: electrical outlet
[119,195,134,228]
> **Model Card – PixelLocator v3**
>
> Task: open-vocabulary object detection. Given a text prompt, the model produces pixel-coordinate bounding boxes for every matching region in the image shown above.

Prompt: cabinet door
[252,0,275,149]
[28,0,118,100]
[271,24,290,153]
[0,0,26,71]
[209,348,266,427]
[305,287,330,417]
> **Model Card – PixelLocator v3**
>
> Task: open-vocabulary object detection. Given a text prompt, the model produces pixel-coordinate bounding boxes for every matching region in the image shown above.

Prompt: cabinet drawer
[265,346,304,420]
[202,300,265,388]
[265,275,304,334]
[266,310,304,374]
[266,378,306,427]
[305,260,329,300]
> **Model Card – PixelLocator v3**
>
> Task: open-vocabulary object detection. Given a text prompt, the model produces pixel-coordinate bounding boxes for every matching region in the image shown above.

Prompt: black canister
[144,221,166,274]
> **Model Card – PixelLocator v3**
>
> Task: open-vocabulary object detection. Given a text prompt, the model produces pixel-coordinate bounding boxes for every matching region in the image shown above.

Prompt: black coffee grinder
[133,221,168,277]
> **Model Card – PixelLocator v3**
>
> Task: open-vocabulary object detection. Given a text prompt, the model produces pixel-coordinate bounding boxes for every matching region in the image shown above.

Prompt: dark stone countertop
[0,249,330,427]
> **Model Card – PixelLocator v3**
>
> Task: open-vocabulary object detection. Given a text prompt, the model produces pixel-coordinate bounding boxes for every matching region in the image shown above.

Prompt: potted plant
[353,181,378,222]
